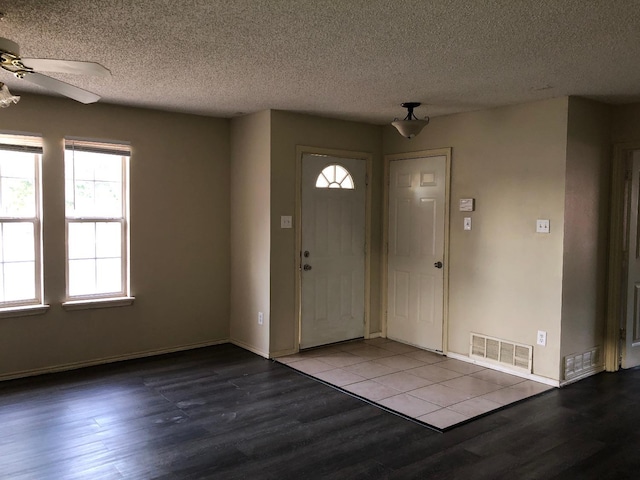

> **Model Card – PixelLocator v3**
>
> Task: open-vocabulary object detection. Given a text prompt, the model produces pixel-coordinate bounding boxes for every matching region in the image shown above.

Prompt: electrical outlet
[537,330,547,346]
[280,216,292,229]
[258,312,264,325]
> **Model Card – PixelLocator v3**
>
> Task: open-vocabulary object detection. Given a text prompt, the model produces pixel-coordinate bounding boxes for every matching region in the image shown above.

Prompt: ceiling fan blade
[21,72,101,104]
[21,58,111,77]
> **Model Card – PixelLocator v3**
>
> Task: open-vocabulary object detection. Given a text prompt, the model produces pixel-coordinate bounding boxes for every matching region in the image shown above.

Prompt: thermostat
[459,198,475,212]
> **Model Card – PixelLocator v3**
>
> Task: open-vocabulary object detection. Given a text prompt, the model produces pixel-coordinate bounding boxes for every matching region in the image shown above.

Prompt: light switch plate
[463,217,472,231]
[536,219,550,233]
[281,216,292,229]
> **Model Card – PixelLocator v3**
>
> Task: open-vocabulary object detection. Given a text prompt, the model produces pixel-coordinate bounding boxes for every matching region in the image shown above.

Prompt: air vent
[564,347,600,380]
[470,333,533,374]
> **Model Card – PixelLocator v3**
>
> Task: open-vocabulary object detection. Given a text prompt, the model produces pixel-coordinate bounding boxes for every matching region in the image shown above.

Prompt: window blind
[0,133,43,153]
[65,138,131,157]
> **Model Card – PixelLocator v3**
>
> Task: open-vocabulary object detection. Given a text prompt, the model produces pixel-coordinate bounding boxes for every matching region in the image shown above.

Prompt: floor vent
[470,333,533,374]
[564,347,600,380]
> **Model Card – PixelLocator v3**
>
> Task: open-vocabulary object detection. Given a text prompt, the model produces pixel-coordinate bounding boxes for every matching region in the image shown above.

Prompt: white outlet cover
[537,330,547,346]
[536,219,550,233]
[281,216,292,229]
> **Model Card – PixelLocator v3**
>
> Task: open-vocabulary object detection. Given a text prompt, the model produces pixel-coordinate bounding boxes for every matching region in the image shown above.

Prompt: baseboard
[446,351,560,387]
[0,338,229,382]
[559,365,605,387]
[229,338,269,359]
[270,347,299,358]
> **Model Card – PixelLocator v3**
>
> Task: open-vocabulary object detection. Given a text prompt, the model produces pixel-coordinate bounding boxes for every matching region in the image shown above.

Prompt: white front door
[623,150,640,368]
[387,155,447,352]
[300,154,366,349]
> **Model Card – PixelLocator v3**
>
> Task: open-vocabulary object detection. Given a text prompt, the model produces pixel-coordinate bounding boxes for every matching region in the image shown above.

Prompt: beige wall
[269,111,382,355]
[611,104,640,144]
[230,111,271,356]
[560,98,611,376]
[383,98,570,380]
[0,94,230,379]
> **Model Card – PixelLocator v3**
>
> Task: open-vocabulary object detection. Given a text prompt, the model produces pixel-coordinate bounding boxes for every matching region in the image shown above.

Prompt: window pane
[69,259,96,296]
[95,181,122,216]
[0,151,35,177]
[68,222,96,260]
[94,155,122,182]
[2,223,35,262]
[71,153,95,181]
[96,222,121,258]
[4,261,35,301]
[97,258,121,293]
[72,180,96,216]
[1,177,35,217]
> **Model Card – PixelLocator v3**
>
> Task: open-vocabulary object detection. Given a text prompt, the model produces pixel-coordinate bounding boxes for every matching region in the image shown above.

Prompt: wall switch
[536,219,550,233]
[281,216,292,229]
[537,330,547,346]
[258,312,264,325]
[463,217,472,231]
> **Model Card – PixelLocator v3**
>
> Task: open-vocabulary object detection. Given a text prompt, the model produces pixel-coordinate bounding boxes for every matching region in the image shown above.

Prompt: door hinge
[365,174,369,186]
[620,327,626,340]
[625,169,632,181]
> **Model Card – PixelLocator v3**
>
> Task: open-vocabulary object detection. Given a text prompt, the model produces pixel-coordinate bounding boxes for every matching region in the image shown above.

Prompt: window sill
[0,304,50,319]
[62,297,135,311]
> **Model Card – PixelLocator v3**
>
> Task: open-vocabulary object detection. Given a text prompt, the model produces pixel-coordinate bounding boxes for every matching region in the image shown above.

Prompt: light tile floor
[277,337,552,430]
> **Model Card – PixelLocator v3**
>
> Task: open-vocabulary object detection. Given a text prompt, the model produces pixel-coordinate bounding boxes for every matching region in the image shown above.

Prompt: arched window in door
[315,164,355,189]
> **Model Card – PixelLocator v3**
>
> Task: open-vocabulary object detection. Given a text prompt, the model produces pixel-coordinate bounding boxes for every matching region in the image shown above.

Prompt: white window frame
[0,133,48,317]
[62,139,133,309]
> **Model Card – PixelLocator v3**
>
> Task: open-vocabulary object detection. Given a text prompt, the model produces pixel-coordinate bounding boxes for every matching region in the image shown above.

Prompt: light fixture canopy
[0,82,19,107]
[392,102,429,139]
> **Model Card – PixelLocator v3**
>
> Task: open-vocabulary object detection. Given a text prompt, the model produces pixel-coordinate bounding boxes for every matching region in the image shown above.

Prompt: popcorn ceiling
[1,0,639,122]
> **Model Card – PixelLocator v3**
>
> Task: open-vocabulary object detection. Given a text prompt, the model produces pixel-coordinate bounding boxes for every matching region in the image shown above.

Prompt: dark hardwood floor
[0,344,638,479]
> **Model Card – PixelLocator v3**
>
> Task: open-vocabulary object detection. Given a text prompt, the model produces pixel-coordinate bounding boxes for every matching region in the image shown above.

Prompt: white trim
[0,338,229,382]
[230,338,269,358]
[446,351,560,387]
[0,303,50,318]
[62,296,135,311]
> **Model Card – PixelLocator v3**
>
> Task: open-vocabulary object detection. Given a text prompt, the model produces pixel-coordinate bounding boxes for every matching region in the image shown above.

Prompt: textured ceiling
[1,0,640,124]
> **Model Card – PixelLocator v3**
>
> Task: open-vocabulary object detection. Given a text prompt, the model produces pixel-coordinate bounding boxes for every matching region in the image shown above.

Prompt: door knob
[303,264,312,271]
[434,261,443,269]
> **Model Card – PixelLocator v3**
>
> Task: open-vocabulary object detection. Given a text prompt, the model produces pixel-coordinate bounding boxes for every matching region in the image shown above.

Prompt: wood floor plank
[0,344,639,479]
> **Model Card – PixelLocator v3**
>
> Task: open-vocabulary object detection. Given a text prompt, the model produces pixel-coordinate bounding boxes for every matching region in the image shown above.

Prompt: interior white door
[623,150,640,368]
[300,154,366,349]
[387,155,446,351]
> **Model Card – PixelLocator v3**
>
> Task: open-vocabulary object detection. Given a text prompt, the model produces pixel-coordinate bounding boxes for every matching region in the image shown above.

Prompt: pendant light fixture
[392,102,429,139]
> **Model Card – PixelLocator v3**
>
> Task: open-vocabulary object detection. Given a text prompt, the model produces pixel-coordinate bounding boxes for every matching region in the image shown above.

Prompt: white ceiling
[2,0,640,124]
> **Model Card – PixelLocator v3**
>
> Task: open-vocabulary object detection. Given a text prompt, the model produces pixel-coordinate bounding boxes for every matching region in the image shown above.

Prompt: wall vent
[564,347,600,380]
[470,333,533,374]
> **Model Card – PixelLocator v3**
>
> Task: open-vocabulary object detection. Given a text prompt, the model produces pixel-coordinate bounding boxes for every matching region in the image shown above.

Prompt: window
[0,134,43,308]
[315,164,355,189]
[64,139,130,301]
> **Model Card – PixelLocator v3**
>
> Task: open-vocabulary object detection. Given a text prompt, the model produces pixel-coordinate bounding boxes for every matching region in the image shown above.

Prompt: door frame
[294,145,372,351]
[605,142,640,371]
[382,148,452,353]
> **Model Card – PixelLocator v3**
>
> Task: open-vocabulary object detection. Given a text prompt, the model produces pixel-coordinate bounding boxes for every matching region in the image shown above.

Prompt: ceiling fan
[0,37,110,104]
